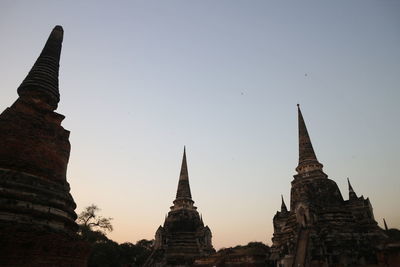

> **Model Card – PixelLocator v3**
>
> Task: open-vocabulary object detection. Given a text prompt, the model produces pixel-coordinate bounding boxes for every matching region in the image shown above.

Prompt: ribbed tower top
[17,25,63,106]
[295,105,324,174]
[175,146,192,200]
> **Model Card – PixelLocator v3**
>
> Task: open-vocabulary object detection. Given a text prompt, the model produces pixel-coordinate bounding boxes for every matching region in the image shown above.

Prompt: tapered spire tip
[297,105,317,162]
[281,195,288,212]
[348,177,358,200]
[51,26,64,42]
[383,218,389,231]
[17,25,64,107]
[347,177,353,190]
[295,105,324,174]
[175,147,192,199]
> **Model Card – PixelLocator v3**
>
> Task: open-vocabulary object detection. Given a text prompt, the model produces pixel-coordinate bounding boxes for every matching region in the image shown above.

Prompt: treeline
[77,205,153,267]
[77,205,273,267]
[87,238,152,267]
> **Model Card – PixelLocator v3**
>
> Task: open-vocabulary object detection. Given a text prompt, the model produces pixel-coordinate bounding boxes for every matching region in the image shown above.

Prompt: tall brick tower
[270,105,387,267]
[145,148,214,266]
[0,26,89,266]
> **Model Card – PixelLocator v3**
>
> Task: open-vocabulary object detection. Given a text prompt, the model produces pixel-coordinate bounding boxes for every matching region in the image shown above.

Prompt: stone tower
[270,105,387,267]
[0,26,89,266]
[145,148,215,266]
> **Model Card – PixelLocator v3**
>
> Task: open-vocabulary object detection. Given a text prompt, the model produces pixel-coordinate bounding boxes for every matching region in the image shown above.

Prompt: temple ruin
[270,105,389,266]
[145,148,215,266]
[0,26,89,266]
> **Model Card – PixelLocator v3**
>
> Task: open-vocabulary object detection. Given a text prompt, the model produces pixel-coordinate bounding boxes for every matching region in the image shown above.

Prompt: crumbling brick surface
[0,225,90,267]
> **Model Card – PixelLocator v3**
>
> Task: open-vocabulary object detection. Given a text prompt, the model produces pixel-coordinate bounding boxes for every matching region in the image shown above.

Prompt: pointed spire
[347,177,354,191]
[347,177,358,200]
[297,104,318,164]
[175,146,192,200]
[296,104,324,174]
[281,195,288,212]
[17,25,63,107]
[383,218,389,231]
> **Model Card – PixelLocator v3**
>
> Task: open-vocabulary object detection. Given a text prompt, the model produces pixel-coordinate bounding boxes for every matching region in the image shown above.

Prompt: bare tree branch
[77,204,113,233]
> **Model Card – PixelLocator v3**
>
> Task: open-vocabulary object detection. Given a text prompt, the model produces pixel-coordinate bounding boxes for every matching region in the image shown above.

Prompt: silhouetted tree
[77,204,113,232]
[76,204,153,267]
[77,204,113,244]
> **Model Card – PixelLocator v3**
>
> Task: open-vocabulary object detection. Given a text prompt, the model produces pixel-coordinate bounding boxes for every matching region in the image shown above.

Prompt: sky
[0,1,399,249]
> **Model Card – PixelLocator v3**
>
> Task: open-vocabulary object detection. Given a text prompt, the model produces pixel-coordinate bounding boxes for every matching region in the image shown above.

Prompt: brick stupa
[270,105,387,266]
[0,26,89,266]
[145,148,215,266]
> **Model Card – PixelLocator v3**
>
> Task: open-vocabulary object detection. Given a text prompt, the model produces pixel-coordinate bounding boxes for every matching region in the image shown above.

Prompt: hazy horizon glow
[0,1,399,249]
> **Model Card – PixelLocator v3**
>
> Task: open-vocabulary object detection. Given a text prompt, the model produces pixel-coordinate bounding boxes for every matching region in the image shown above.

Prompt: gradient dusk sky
[0,1,399,249]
